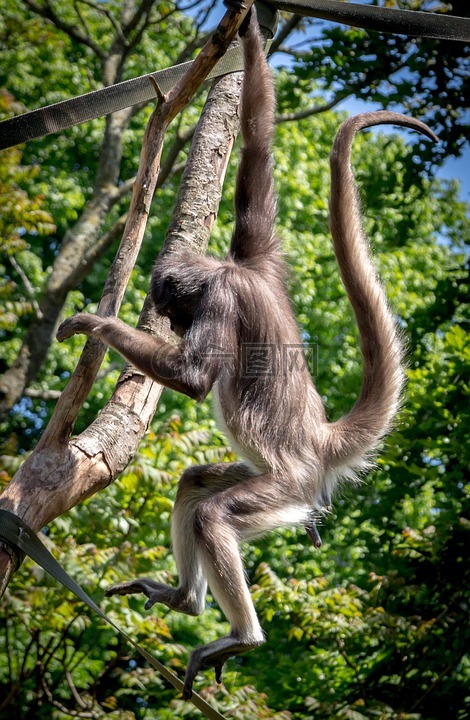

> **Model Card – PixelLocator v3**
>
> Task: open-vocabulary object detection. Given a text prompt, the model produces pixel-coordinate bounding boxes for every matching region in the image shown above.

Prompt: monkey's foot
[183,635,263,700]
[105,578,203,615]
[56,313,102,342]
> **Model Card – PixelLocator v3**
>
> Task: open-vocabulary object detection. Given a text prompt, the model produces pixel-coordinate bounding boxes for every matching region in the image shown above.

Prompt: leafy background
[0,1,469,718]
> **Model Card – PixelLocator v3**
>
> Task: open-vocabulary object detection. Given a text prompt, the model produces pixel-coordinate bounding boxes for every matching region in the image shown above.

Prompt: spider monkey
[57,1,437,699]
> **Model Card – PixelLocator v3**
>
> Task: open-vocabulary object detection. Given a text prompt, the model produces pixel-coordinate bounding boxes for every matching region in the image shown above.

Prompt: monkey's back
[211,261,329,503]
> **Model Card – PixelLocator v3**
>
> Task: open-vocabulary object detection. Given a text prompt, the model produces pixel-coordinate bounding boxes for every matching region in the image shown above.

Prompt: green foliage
[2,110,468,716]
[0,127,55,351]
[0,1,469,718]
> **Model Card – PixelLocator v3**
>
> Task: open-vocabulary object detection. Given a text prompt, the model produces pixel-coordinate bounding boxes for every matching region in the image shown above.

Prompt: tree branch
[23,0,105,58]
[79,0,129,46]
[268,12,303,55]
[0,0,253,590]
[275,91,350,123]
[8,255,43,321]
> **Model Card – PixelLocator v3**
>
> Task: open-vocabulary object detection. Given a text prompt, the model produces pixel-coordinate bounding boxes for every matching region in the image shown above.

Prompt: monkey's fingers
[56,313,98,342]
[223,0,247,11]
[105,578,161,601]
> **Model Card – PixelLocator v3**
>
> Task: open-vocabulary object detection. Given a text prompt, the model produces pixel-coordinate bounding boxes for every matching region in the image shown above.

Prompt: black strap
[271,0,470,42]
[1,3,467,151]
[0,1,278,151]
[0,509,226,720]
[0,47,247,151]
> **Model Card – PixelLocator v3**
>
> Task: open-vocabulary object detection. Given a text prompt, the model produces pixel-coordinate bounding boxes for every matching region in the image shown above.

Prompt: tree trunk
[0,109,131,419]
[0,1,252,595]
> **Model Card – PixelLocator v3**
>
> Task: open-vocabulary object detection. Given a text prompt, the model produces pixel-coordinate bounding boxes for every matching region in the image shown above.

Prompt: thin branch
[8,256,43,321]
[336,637,362,684]
[173,28,212,65]
[72,0,96,47]
[269,13,303,55]
[78,0,128,45]
[65,669,90,710]
[121,0,155,47]
[275,92,350,124]
[110,178,135,202]
[23,0,104,58]
[19,633,36,681]
[41,676,95,718]
[179,0,208,12]
[275,45,311,60]
[24,388,62,400]
[4,612,13,682]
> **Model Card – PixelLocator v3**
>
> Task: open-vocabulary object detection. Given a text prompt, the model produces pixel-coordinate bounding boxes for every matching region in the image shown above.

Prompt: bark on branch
[0,0,206,419]
[0,1,252,595]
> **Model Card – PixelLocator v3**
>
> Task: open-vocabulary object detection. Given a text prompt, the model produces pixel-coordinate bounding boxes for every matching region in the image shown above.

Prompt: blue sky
[337,96,470,204]
[436,150,470,203]
[199,1,470,204]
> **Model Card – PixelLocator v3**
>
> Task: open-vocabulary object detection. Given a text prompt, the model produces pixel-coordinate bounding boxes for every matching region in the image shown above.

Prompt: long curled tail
[326,111,437,469]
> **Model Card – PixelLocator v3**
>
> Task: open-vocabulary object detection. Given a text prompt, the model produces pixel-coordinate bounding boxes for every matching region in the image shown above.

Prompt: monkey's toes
[105,579,150,598]
[183,636,262,699]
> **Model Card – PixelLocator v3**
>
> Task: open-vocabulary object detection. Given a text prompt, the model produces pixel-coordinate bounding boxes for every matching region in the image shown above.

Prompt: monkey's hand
[223,0,246,11]
[183,635,263,700]
[56,313,105,342]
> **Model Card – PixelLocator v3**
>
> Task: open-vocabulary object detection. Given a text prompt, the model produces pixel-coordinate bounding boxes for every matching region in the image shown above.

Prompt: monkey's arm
[56,313,215,401]
[229,6,278,263]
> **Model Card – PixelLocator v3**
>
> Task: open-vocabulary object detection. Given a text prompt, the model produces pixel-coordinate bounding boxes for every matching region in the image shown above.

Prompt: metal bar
[0,46,246,150]
[271,0,470,42]
[1,2,468,151]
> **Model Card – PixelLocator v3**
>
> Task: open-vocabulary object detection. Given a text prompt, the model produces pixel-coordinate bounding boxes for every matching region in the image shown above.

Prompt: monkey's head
[151,251,219,337]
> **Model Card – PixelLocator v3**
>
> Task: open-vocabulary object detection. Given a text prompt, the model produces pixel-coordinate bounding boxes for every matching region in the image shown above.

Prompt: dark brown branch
[23,0,104,58]
[276,91,350,123]
[79,0,129,45]
[174,28,212,65]
[268,12,303,55]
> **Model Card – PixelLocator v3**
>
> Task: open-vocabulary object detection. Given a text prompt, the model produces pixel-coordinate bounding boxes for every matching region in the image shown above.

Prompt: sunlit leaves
[0,1,469,717]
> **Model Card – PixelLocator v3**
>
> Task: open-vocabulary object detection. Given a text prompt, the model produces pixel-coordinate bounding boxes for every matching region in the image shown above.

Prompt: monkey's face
[151,251,217,336]
[151,272,202,337]
[165,303,194,338]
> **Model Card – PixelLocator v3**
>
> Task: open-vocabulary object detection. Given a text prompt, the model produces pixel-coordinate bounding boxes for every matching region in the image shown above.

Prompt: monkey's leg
[106,463,256,617]
[106,462,209,614]
[183,473,306,698]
